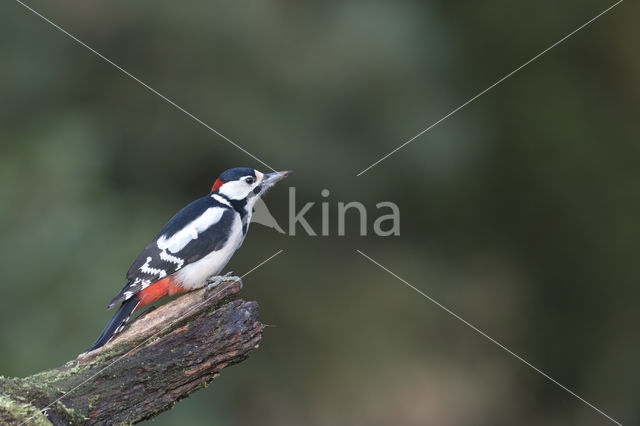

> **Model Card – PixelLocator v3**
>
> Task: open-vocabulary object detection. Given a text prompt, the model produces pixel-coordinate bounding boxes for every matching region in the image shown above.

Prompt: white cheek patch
[156,207,225,252]
[218,179,252,200]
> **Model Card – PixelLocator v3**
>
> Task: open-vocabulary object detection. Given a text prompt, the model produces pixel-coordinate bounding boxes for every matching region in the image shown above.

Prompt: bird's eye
[245,177,255,185]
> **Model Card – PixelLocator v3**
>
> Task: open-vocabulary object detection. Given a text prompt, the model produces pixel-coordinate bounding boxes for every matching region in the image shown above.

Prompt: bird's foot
[206,271,242,290]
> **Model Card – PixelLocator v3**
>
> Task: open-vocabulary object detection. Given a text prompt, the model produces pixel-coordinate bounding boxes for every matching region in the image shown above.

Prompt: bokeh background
[1,1,638,425]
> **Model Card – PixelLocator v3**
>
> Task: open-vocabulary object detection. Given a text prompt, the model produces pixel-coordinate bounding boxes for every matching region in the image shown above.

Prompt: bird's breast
[174,213,245,289]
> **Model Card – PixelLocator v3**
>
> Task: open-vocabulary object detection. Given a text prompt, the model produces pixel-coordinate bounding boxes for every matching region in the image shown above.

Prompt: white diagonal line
[356,250,622,426]
[356,0,623,176]
[20,249,284,426]
[13,0,277,173]
[238,249,284,277]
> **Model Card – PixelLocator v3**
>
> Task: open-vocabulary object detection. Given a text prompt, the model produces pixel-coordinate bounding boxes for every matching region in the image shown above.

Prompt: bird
[87,167,291,352]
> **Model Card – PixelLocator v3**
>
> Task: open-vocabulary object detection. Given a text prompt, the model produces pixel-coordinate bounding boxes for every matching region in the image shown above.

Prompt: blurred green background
[1,0,638,425]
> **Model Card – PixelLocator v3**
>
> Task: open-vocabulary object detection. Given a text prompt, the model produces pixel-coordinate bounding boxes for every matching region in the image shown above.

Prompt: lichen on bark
[0,279,262,425]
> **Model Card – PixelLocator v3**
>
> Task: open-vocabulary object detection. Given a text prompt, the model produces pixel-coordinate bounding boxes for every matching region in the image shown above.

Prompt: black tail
[86,297,139,352]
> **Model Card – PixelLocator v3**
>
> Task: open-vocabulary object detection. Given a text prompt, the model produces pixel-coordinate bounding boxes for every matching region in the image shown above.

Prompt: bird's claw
[206,272,242,289]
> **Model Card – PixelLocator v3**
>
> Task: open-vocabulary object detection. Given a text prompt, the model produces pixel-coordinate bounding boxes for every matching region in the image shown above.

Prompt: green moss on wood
[0,281,262,424]
[0,393,51,425]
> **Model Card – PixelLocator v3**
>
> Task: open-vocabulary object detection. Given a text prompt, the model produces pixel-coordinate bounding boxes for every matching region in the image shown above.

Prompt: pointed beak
[257,170,292,197]
[262,170,293,186]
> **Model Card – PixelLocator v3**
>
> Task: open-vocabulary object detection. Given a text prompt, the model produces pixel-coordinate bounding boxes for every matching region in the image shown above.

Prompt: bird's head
[211,167,292,206]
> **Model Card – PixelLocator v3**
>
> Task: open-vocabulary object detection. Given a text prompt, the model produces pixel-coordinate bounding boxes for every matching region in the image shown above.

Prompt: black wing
[107,196,236,308]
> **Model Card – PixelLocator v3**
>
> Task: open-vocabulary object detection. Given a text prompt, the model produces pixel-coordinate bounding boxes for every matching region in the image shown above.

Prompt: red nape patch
[211,179,225,192]
[135,277,185,310]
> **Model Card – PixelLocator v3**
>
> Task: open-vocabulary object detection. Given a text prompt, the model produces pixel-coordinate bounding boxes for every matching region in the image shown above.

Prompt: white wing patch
[159,249,185,270]
[140,256,167,278]
[128,277,152,292]
[156,207,225,253]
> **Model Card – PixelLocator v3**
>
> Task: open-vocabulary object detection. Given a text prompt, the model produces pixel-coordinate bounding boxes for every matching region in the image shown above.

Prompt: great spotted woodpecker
[87,167,291,351]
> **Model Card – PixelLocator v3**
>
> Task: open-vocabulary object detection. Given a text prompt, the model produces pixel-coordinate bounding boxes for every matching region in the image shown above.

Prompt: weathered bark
[0,279,263,425]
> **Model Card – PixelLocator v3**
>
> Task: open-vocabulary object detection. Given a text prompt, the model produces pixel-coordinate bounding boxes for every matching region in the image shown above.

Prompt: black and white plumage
[87,167,291,351]
[108,195,238,308]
